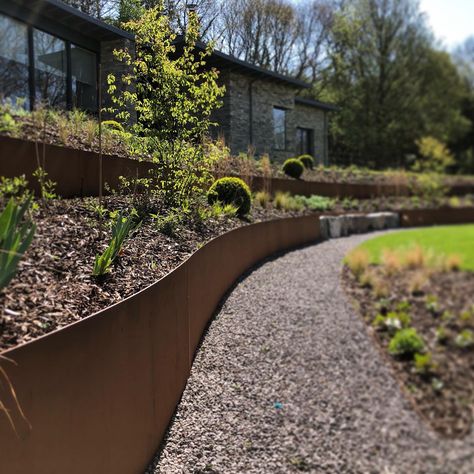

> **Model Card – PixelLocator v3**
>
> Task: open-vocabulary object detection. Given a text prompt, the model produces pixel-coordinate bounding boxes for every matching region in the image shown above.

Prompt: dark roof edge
[42,0,134,40]
[295,96,339,111]
[174,36,310,89]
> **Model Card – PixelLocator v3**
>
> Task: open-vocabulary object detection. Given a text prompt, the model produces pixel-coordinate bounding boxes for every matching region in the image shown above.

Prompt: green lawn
[357,224,474,271]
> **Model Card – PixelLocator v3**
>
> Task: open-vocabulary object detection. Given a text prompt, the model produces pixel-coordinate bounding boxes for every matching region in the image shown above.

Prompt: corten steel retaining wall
[3,136,474,199]
[0,136,154,198]
[0,215,320,474]
[400,207,474,227]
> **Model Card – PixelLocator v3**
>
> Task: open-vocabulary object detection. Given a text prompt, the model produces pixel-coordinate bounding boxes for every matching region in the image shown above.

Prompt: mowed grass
[357,224,474,272]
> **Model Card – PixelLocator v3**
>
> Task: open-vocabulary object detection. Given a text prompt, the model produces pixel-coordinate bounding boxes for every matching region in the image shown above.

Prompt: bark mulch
[0,196,303,352]
[343,266,474,439]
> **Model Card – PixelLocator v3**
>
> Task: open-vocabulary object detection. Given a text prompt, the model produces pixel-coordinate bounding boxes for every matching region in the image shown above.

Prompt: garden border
[0,214,320,474]
[2,136,473,199]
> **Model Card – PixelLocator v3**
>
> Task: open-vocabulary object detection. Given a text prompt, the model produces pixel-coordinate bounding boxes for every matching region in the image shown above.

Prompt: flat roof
[1,0,134,42]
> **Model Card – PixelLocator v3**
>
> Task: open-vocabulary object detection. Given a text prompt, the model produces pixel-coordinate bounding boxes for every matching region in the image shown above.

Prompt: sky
[419,0,474,49]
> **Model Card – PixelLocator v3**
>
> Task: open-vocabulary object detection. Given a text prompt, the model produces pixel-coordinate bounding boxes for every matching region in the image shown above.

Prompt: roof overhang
[174,36,310,89]
[0,0,134,46]
[295,96,339,112]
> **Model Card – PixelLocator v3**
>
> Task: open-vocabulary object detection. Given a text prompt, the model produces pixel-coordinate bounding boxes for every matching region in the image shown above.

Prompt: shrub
[207,177,252,216]
[282,158,304,179]
[388,328,425,358]
[414,136,454,173]
[0,198,35,291]
[155,212,181,237]
[298,154,314,169]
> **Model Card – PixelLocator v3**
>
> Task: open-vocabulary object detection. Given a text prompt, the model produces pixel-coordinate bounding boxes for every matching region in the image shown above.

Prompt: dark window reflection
[71,45,97,112]
[0,14,29,108]
[273,107,286,150]
[297,127,312,155]
[33,29,67,107]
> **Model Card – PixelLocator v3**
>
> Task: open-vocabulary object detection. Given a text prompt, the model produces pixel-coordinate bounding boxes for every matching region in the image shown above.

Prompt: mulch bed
[0,196,304,352]
[343,266,474,438]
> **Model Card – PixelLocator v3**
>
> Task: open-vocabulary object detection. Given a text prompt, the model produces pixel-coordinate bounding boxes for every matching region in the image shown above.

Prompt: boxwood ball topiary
[282,158,304,179]
[207,177,252,215]
[298,154,314,169]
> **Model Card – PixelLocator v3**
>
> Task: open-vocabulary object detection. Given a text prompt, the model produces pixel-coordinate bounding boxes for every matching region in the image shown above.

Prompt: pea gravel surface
[147,233,474,474]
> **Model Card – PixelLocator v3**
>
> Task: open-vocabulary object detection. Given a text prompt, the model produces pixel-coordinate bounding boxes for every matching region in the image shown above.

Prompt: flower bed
[343,226,474,438]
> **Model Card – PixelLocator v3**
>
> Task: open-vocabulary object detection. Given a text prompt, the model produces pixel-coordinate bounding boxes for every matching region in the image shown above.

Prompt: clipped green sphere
[282,158,304,179]
[298,154,314,169]
[207,177,252,215]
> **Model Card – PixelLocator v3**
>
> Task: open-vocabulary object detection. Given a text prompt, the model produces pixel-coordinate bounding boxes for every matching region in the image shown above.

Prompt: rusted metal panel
[0,215,320,474]
[400,207,474,227]
[0,136,154,198]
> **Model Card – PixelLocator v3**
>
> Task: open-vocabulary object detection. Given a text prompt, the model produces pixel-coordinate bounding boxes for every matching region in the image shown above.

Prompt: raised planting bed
[343,225,474,438]
[2,135,474,200]
[0,211,321,474]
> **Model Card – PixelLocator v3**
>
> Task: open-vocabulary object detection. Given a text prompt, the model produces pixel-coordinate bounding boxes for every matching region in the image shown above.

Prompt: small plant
[298,154,314,169]
[154,212,181,237]
[0,112,19,135]
[442,254,462,272]
[388,328,425,358]
[345,248,370,279]
[273,192,303,212]
[373,311,411,333]
[425,295,440,316]
[33,167,57,200]
[0,175,31,203]
[407,270,429,295]
[93,213,137,277]
[455,329,474,349]
[207,177,252,216]
[414,352,437,375]
[404,245,429,269]
[254,191,271,208]
[0,198,36,291]
[282,158,304,179]
[381,249,403,275]
[435,326,448,344]
[294,194,335,211]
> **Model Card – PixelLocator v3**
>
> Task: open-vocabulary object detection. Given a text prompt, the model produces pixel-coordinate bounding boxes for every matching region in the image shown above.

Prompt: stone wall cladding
[100,39,136,123]
[220,70,328,163]
[294,102,327,165]
[210,70,232,144]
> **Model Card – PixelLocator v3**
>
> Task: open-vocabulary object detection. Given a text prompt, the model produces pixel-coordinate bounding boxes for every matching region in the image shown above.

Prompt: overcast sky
[419,0,474,49]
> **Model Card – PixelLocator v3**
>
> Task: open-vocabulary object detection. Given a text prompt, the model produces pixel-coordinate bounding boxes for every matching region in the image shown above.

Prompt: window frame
[296,126,314,156]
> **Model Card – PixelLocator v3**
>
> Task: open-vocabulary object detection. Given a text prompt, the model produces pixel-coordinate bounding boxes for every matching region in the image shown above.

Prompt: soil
[0,196,304,352]
[343,266,474,438]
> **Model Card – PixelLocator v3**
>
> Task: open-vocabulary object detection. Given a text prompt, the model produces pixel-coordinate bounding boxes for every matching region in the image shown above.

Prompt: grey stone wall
[213,70,328,163]
[100,38,136,123]
[293,102,328,165]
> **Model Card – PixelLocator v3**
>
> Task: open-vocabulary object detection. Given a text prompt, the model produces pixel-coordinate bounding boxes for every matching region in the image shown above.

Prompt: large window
[296,127,313,156]
[0,15,29,107]
[34,29,67,108]
[71,45,97,111]
[273,107,286,150]
[0,13,98,112]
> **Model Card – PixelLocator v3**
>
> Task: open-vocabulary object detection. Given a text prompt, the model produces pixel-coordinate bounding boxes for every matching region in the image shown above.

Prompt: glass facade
[0,15,29,107]
[71,45,97,111]
[0,13,98,112]
[273,107,286,150]
[34,29,67,107]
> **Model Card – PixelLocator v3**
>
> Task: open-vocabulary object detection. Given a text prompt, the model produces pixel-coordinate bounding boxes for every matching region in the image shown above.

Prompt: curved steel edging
[0,215,320,474]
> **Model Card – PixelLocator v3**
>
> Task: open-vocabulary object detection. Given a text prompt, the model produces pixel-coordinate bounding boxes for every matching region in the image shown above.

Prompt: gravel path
[147,233,474,474]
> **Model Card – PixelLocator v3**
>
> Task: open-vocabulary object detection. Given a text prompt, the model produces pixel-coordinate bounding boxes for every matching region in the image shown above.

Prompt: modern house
[0,0,337,164]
